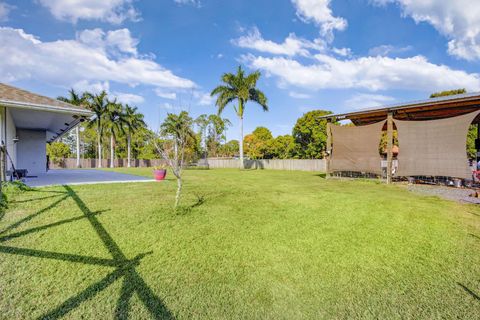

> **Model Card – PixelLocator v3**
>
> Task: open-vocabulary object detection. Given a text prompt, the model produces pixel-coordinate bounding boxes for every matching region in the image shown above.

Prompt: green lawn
[0,168,479,319]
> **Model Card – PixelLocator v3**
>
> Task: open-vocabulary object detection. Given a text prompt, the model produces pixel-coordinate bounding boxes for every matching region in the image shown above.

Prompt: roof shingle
[0,82,88,112]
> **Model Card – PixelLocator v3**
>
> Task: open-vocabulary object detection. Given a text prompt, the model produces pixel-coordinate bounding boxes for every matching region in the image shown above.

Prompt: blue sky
[1,0,480,139]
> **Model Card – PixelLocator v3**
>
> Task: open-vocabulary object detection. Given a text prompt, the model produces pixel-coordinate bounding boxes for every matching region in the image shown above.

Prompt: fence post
[326,118,332,178]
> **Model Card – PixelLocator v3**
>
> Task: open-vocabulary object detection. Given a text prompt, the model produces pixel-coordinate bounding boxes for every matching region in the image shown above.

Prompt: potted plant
[153,164,167,181]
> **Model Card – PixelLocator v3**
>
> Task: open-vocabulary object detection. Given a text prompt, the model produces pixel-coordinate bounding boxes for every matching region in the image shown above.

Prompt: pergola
[322,92,480,184]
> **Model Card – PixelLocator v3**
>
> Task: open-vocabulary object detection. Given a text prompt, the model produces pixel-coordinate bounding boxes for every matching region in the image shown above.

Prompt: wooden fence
[50,158,326,171]
[206,159,326,171]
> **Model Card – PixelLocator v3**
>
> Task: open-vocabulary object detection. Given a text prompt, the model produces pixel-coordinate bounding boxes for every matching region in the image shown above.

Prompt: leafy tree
[467,125,477,159]
[244,127,273,159]
[251,127,273,141]
[430,88,466,98]
[271,135,296,159]
[157,111,196,209]
[211,65,268,168]
[195,114,210,159]
[379,130,398,155]
[207,114,231,157]
[292,110,333,159]
[218,140,239,157]
[47,142,71,165]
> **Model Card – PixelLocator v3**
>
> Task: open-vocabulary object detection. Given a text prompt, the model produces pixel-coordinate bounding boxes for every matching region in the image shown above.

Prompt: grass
[0,168,479,319]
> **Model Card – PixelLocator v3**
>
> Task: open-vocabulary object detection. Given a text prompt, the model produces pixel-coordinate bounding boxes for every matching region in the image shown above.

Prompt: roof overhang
[0,99,94,143]
[322,92,480,126]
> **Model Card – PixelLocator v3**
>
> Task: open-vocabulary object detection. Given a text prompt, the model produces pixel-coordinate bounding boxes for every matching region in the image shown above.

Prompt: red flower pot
[153,169,167,181]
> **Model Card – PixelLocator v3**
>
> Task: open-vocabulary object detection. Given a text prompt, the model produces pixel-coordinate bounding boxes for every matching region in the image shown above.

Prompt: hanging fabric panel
[395,110,480,179]
[330,121,385,174]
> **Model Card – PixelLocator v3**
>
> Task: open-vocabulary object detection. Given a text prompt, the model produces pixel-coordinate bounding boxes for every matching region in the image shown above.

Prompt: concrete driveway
[23,169,155,187]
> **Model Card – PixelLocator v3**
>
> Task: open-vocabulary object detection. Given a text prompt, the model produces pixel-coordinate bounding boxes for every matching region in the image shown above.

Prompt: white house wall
[16,129,46,175]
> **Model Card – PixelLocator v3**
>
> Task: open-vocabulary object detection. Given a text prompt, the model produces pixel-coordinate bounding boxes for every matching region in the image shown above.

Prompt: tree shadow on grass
[10,194,67,204]
[0,185,174,319]
[469,233,480,241]
[457,283,480,301]
[0,195,70,235]
[314,173,327,179]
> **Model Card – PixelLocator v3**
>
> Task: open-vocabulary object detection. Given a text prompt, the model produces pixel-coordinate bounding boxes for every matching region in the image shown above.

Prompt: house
[0,83,93,177]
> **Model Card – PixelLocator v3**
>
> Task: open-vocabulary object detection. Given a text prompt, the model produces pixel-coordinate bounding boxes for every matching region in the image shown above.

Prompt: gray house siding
[17,129,47,175]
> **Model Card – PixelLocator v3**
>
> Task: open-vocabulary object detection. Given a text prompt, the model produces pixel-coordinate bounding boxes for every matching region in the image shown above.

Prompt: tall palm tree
[57,88,87,106]
[211,66,268,168]
[85,91,109,168]
[58,89,88,168]
[104,100,126,168]
[123,104,146,167]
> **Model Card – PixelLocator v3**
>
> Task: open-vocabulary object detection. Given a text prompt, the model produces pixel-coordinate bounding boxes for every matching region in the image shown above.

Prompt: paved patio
[23,169,155,187]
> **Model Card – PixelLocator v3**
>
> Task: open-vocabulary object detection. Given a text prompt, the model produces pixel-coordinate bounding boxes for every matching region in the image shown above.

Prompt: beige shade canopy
[395,110,480,179]
[330,121,385,174]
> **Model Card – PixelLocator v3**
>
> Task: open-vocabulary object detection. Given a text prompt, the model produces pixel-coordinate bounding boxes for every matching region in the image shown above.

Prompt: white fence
[49,158,166,169]
[50,158,326,172]
[206,159,326,171]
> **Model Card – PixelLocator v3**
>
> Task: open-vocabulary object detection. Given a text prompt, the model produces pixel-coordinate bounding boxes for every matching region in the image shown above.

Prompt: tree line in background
[48,94,334,164]
[48,86,478,166]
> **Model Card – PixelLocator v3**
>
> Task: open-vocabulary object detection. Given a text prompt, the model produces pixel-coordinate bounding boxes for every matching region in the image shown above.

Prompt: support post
[386,112,393,184]
[76,125,81,168]
[1,107,6,182]
[326,118,332,178]
[476,123,480,167]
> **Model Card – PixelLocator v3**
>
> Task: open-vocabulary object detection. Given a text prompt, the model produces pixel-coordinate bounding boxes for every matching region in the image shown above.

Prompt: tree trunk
[110,134,115,168]
[127,134,131,168]
[174,176,182,209]
[174,140,178,167]
[97,132,102,168]
[239,115,244,169]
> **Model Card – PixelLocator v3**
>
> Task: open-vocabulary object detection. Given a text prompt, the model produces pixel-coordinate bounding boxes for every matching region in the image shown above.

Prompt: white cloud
[194,91,213,106]
[372,0,480,60]
[105,29,139,55]
[289,91,311,99]
[155,89,177,100]
[160,102,175,110]
[38,0,140,24]
[113,92,145,105]
[243,53,480,92]
[0,27,195,92]
[344,93,395,110]
[77,28,139,56]
[174,0,201,7]
[232,27,326,57]
[331,47,351,57]
[73,80,110,94]
[368,44,412,57]
[0,1,13,22]
[291,0,347,41]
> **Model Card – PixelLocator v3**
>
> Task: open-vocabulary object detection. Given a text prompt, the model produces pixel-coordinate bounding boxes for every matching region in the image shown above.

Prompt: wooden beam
[386,112,393,184]
[326,119,332,178]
